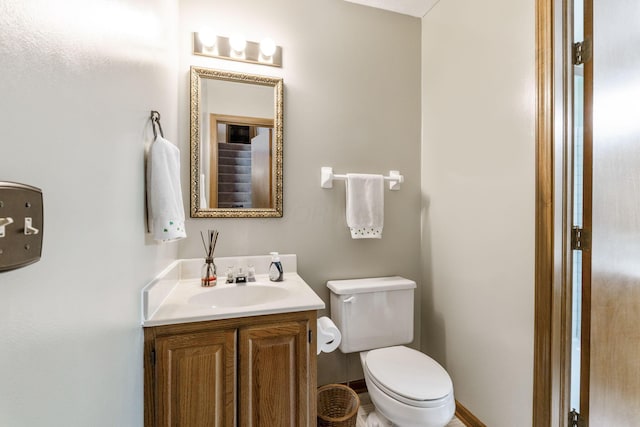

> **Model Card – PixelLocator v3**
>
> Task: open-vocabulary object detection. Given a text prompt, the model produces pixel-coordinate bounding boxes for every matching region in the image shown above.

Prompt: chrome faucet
[234,267,247,284]
[225,265,256,284]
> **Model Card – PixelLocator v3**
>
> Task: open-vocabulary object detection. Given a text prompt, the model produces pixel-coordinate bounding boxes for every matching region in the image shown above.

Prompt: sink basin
[142,257,326,326]
[188,283,290,308]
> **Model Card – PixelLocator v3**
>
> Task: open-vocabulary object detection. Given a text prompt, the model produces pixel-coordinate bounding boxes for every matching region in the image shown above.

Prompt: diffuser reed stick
[200,229,219,287]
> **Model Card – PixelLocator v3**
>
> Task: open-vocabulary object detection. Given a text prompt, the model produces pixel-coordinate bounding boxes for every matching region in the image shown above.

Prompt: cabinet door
[155,330,236,427]
[239,320,310,427]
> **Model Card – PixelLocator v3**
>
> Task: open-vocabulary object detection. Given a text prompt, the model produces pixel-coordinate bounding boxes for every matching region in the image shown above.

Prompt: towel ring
[150,110,164,139]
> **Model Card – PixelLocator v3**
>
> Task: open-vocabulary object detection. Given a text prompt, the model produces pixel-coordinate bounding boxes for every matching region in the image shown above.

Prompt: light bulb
[198,29,217,48]
[260,38,277,58]
[229,34,246,53]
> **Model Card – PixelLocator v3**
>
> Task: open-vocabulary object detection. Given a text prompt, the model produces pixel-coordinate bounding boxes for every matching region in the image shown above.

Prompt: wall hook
[150,110,164,139]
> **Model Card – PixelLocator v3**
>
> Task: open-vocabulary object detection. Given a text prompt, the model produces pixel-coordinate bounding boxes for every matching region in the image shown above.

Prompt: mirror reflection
[190,67,283,218]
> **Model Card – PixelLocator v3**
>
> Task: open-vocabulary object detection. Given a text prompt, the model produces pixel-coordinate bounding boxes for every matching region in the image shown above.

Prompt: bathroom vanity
[142,256,324,427]
[144,310,317,426]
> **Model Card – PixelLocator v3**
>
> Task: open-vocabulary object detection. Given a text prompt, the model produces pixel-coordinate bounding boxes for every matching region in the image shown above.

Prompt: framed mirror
[190,66,283,218]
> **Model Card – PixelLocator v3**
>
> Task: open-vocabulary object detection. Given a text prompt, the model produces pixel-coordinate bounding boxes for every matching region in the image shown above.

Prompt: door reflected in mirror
[190,67,283,218]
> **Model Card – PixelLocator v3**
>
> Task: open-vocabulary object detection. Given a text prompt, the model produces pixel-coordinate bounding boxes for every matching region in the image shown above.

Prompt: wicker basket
[317,384,360,427]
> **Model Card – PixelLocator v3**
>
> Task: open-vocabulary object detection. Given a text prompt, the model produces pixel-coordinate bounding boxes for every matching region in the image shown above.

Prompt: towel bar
[320,167,403,191]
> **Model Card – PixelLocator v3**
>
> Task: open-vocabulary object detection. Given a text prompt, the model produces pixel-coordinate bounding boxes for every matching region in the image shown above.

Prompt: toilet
[328,276,455,427]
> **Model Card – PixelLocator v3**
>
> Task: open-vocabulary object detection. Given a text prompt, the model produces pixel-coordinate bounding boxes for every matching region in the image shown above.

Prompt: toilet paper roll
[316,316,341,355]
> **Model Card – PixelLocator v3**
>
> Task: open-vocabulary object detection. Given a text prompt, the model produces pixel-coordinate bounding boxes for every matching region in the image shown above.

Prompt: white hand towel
[346,173,384,239]
[147,135,187,242]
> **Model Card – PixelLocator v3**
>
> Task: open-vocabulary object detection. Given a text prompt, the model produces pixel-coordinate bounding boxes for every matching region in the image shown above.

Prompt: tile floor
[356,393,465,427]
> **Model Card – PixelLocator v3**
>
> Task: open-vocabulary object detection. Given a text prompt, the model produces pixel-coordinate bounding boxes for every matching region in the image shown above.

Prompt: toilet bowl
[327,277,456,427]
[360,347,455,427]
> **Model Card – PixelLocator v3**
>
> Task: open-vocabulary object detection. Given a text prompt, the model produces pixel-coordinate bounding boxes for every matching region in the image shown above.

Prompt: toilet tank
[327,276,416,353]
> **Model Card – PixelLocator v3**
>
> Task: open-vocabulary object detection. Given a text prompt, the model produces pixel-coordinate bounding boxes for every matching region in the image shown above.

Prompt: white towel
[147,135,187,242]
[346,173,384,239]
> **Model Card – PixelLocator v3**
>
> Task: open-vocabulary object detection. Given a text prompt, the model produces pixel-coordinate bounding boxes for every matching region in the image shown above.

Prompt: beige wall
[0,1,179,425]
[0,0,538,424]
[420,1,536,425]
[178,0,422,385]
[203,79,274,119]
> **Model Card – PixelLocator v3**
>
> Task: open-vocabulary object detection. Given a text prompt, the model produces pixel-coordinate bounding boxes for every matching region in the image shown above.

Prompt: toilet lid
[365,346,452,404]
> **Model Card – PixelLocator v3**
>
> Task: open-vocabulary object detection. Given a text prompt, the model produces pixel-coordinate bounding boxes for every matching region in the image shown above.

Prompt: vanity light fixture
[193,32,282,67]
[229,34,247,53]
[260,38,277,58]
[198,29,217,49]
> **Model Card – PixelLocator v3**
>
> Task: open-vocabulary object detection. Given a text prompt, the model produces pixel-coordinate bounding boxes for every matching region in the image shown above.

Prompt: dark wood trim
[533,0,556,425]
[455,400,487,427]
[339,378,368,394]
[143,328,156,427]
[580,0,593,420]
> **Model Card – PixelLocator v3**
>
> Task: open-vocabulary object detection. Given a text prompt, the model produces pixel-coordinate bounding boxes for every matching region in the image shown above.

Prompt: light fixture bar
[193,33,282,68]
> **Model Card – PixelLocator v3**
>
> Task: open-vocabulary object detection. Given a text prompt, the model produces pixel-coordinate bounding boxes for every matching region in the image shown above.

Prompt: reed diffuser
[200,229,219,287]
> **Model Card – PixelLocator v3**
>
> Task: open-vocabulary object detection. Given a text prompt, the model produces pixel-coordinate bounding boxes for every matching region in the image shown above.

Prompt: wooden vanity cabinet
[144,310,317,427]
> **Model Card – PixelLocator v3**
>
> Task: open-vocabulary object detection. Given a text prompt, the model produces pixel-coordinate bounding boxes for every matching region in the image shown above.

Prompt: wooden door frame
[209,113,274,208]
[533,0,555,421]
[579,0,593,421]
[534,0,590,425]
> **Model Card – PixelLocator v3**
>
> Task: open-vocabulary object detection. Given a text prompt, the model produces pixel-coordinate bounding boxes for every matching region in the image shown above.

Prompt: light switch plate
[0,182,43,272]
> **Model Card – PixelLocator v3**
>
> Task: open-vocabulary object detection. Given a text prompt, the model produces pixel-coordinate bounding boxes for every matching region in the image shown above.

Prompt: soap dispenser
[269,252,283,282]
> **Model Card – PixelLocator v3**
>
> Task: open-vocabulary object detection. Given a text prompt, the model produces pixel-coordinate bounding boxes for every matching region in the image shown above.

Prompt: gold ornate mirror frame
[190,67,283,218]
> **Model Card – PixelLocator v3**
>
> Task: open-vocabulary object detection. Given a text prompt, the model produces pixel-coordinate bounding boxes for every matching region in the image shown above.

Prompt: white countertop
[142,256,325,327]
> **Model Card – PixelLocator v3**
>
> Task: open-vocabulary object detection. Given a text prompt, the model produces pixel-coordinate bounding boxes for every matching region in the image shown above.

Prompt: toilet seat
[364,346,453,408]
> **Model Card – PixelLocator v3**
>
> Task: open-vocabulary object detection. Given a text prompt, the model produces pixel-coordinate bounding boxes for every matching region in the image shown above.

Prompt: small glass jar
[201,257,217,287]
